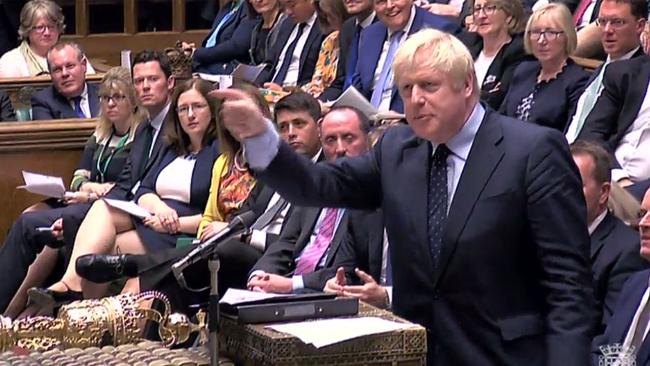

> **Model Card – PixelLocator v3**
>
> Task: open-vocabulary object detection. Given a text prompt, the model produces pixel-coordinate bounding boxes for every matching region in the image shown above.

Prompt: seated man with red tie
[247,106,372,293]
[31,41,100,120]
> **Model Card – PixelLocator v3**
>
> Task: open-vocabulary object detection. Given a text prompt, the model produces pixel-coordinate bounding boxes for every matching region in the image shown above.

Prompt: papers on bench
[231,63,266,83]
[266,316,417,348]
[18,171,66,198]
[220,288,286,305]
[103,198,151,219]
[332,86,405,122]
[195,73,233,89]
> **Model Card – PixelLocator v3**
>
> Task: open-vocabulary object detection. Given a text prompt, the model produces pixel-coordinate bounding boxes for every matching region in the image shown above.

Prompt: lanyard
[96,129,129,182]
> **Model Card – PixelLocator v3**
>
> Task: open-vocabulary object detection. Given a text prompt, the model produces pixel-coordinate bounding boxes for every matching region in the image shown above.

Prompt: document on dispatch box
[103,199,151,219]
[266,316,417,348]
[18,171,66,198]
[220,288,286,305]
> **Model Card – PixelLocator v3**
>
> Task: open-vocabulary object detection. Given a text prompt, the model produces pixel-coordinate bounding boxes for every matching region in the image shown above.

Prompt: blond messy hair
[392,29,479,98]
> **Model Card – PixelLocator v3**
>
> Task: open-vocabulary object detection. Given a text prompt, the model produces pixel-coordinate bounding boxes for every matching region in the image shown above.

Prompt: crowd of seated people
[3,0,650,364]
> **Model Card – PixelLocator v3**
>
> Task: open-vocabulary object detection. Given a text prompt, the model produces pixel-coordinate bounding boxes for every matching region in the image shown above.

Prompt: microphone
[172,210,257,284]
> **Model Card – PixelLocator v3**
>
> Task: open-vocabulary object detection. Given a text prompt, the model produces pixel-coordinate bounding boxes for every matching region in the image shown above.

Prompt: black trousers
[138,238,264,315]
[0,203,91,312]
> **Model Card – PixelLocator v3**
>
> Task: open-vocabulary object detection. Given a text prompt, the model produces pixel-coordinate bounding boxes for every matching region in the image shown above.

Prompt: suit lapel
[590,212,615,261]
[433,111,505,289]
[399,136,436,277]
[87,83,100,117]
[53,88,76,119]
[367,211,384,281]
[144,112,172,175]
[294,208,322,256]
[620,58,650,135]
[325,211,349,267]
[298,23,321,78]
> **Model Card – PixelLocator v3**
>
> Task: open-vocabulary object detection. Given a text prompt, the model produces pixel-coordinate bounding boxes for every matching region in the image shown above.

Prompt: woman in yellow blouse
[198,82,272,241]
[302,0,351,98]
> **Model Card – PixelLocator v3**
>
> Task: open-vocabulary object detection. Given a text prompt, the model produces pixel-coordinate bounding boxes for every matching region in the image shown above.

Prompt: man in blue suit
[191,0,259,75]
[213,29,594,365]
[350,0,459,113]
[31,42,100,120]
[594,212,650,365]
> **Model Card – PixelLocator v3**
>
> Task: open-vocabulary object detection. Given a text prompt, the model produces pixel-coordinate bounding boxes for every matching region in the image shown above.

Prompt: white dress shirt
[612,82,650,182]
[272,11,317,87]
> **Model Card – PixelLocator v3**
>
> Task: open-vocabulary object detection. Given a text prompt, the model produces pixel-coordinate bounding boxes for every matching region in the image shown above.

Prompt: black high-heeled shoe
[26,282,83,316]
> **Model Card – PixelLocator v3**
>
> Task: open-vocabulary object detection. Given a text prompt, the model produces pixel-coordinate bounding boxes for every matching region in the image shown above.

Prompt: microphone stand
[208,252,220,366]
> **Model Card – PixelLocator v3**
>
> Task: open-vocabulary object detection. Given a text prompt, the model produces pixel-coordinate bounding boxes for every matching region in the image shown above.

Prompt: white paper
[120,50,132,71]
[103,198,151,219]
[332,86,405,122]
[219,288,286,305]
[266,317,417,348]
[18,171,66,198]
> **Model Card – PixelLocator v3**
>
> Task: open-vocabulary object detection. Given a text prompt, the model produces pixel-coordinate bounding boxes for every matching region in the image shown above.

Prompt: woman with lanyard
[5,67,145,318]
[25,78,220,313]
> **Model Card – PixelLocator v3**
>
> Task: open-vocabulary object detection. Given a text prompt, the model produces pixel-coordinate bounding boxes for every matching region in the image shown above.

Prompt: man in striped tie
[247,106,372,293]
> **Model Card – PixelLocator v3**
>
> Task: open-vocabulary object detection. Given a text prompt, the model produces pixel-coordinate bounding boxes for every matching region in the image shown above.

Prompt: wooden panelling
[571,56,603,73]
[0,119,94,241]
[63,31,208,66]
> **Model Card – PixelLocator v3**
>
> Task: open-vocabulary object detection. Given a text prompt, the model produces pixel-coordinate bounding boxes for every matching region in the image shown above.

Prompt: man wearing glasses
[565,0,646,143]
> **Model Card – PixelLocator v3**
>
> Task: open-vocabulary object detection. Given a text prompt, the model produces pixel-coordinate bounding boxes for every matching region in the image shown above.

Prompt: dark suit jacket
[31,83,100,120]
[594,269,650,366]
[460,33,532,110]
[331,209,385,285]
[0,90,15,121]
[257,107,594,365]
[500,59,589,131]
[627,179,650,202]
[319,15,377,102]
[255,14,324,86]
[579,55,650,159]
[591,212,649,335]
[351,7,460,113]
[251,206,350,290]
[193,1,259,75]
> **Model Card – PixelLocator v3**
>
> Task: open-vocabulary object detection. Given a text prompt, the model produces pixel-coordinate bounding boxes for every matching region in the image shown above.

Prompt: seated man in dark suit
[350,0,459,113]
[214,28,594,365]
[255,0,324,88]
[189,0,259,75]
[31,41,100,120]
[247,106,372,293]
[0,90,16,121]
[593,211,650,365]
[318,0,375,101]
[572,140,649,335]
[323,208,390,308]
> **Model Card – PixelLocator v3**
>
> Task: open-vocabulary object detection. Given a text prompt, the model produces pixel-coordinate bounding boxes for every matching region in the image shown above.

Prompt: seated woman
[26,78,220,313]
[247,0,287,66]
[459,0,530,110]
[4,66,145,318]
[0,0,95,78]
[500,3,589,131]
[187,0,259,75]
[300,0,351,98]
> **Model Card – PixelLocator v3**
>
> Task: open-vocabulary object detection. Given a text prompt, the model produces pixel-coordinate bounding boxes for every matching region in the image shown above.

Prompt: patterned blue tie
[72,96,85,118]
[370,30,404,108]
[344,24,362,89]
[273,23,307,85]
[427,144,450,268]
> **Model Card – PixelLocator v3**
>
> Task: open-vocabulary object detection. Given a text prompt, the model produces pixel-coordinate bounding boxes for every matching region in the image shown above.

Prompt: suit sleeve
[578,64,625,149]
[250,208,304,276]
[30,92,55,120]
[524,129,594,365]
[193,13,257,66]
[257,139,383,210]
[0,91,15,121]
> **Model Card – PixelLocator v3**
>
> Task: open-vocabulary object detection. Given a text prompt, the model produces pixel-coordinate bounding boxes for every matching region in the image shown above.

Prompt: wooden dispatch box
[219,302,427,366]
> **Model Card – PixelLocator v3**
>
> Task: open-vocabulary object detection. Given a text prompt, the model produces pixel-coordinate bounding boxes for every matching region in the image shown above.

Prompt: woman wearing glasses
[459,0,530,110]
[0,0,95,78]
[500,3,589,131]
[25,79,220,312]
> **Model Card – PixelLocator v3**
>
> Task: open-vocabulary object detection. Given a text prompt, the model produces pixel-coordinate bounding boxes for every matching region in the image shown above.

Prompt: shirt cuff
[248,270,266,284]
[243,118,280,170]
[385,286,393,309]
[611,169,629,182]
[292,275,305,291]
[249,229,267,251]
